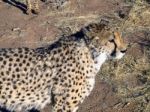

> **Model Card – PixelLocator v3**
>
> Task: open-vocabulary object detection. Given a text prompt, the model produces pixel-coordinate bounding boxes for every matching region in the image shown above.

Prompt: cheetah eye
[109,39,114,42]
[120,49,127,53]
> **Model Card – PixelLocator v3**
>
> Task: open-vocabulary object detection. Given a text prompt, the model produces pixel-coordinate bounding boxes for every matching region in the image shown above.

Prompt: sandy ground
[0,0,150,112]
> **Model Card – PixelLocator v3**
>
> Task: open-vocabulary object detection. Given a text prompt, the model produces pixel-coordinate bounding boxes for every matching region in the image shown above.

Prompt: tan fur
[114,32,127,52]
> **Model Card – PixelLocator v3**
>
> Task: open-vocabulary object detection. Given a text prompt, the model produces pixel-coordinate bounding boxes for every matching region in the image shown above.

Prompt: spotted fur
[0,22,127,112]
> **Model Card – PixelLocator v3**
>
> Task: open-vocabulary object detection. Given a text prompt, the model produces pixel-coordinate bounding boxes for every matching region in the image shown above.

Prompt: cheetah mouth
[109,52,125,59]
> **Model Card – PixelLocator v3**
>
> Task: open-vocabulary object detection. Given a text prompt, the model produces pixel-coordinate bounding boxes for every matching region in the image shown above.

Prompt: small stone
[12,27,20,31]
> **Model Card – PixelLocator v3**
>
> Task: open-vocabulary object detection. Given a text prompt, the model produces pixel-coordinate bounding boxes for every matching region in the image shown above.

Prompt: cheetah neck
[93,52,107,71]
[83,38,108,71]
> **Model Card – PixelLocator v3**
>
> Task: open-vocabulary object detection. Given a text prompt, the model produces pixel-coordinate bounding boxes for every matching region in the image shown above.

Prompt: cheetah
[0,21,127,112]
[25,0,68,14]
[25,0,46,14]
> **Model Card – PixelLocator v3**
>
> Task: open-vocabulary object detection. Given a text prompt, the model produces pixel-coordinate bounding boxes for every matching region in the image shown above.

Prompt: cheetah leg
[33,0,39,14]
[52,94,80,112]
[26,0,32,14]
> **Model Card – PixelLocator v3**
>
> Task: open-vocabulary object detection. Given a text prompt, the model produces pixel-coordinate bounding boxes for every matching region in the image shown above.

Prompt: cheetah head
[82,22,127,60]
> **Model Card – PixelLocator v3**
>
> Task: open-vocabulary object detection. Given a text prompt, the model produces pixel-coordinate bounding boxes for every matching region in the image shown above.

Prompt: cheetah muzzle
[0,22,127,112]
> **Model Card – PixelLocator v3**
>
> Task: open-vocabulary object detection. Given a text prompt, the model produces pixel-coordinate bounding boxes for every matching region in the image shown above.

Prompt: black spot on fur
[0,57,3,61]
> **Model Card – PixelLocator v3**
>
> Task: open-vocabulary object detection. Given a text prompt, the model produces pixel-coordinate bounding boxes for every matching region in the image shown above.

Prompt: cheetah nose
[120,49,127,53]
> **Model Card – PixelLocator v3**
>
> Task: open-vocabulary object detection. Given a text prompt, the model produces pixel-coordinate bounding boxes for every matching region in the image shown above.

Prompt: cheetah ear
[81,26,94,40]
[82,21,108,40]
[99,19,109,27]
